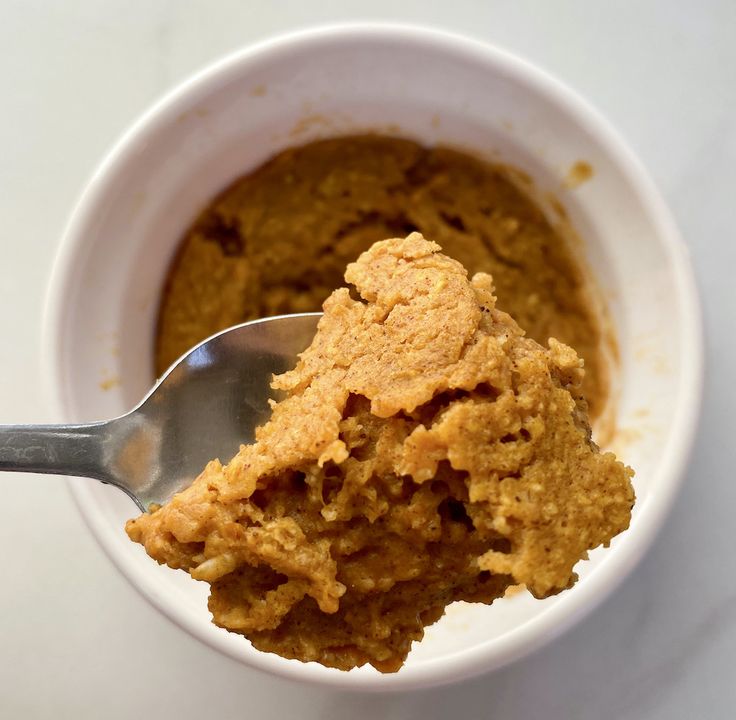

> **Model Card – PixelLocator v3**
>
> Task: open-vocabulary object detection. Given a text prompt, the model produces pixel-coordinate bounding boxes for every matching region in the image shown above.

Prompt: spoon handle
[0,422,111,480]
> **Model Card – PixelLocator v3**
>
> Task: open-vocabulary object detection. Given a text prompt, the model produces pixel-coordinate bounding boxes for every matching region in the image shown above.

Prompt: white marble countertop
[1,1,734,717]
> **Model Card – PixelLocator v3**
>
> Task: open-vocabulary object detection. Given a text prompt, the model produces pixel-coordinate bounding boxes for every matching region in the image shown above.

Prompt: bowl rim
[41,21,704,692]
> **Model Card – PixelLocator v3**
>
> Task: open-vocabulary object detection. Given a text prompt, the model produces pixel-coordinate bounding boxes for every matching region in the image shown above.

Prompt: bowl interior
[46,27,699,690]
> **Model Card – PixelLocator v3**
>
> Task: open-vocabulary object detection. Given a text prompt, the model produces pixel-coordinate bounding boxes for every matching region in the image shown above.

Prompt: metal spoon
[0,313,320,511]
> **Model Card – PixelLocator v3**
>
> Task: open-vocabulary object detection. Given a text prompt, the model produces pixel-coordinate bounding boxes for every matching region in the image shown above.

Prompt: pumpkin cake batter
[129,234,634,673]
[155,135,608,418]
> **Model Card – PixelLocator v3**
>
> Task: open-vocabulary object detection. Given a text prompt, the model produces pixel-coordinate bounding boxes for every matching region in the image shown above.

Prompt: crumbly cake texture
[155,135,608,419]
[128,234,634,673]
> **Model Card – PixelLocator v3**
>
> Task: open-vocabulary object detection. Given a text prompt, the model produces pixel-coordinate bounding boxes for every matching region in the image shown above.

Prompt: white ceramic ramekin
[42,24,703,691]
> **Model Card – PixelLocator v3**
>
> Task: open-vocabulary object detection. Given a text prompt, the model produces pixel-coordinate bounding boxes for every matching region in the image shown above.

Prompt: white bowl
[43,24,703,691]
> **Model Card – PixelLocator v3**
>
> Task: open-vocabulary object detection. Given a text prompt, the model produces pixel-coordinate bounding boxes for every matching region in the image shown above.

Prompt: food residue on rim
[99,376,120,391]
[544,192,570,222]
[288,113,343,140]
[250,84,267,97]
[634,342,672,375]
[608,425,647,458]
[176,108,209,123]
[565,160,594,189]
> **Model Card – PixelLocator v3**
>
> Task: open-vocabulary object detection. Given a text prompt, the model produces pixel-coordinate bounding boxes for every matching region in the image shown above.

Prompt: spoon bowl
[0,313,320,510]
